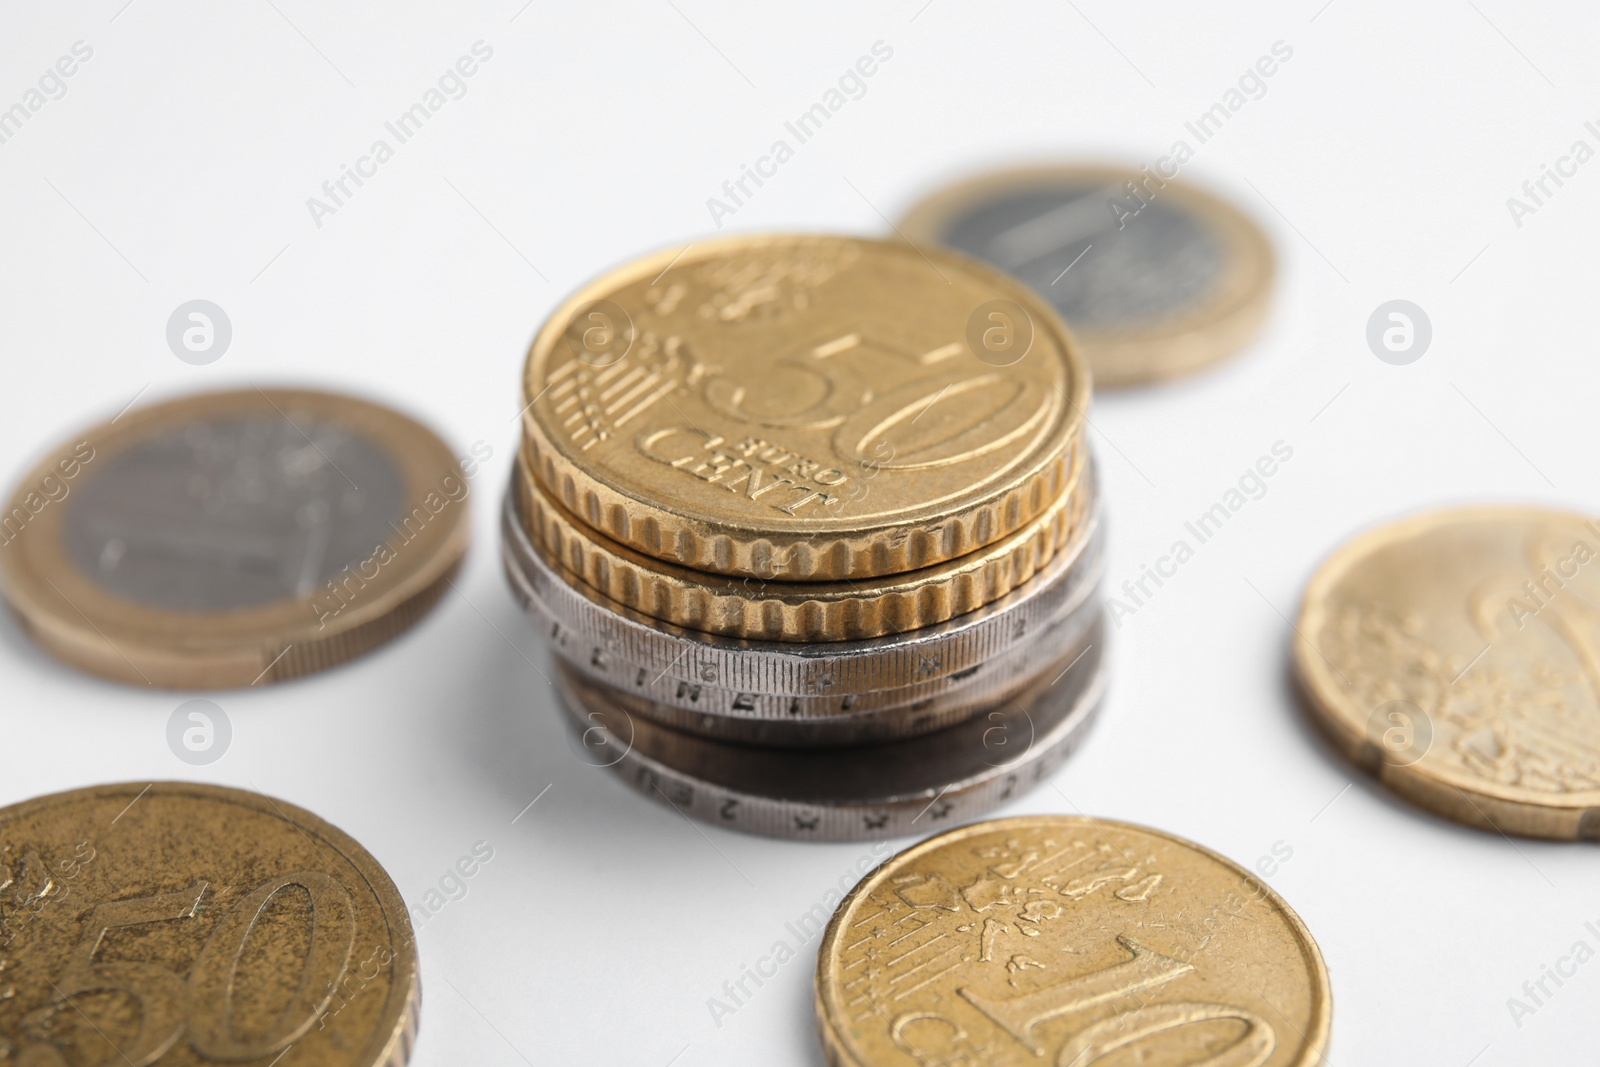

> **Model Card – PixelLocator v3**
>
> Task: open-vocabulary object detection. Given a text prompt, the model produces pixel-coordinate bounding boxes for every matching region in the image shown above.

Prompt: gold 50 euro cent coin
[0,782,418,1067]
[0,388,470,688]
[816,815,1330,1067]
[1296,505,1600,839]
[520,234,1089,581]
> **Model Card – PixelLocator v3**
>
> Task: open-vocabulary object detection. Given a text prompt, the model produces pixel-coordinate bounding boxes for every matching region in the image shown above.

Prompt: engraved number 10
[892,935,1276,1066]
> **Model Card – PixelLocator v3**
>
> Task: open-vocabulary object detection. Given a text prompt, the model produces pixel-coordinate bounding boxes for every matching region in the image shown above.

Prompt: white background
[3,1,1598,1064]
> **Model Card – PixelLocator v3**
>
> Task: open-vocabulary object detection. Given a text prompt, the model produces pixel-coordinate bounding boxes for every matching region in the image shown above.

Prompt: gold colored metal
[515,444,1089,641]
[898,165,1274,388]
[0,388,470,688]
[816,815,1331,1067]
[520,233,1090,581]
[0,781,418,1066]
[1296,506,1600,840]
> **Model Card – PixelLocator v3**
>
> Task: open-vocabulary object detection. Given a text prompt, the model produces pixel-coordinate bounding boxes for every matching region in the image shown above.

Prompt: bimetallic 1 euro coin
[0,388,470,688]
[499,466,1104,696]
[899,165,1274,387]
[552,624,1106,841]
[816,816,1331,1067]
[0,782,418,1067]
[521,234,1090,581]
[517,443,1087,641]
[1296,506,1600,840]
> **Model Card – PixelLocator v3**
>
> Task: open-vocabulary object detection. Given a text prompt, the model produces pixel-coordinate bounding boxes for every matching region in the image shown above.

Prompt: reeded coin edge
[577,588,1102,746]
[1294,505,1600,840]
[0,387,470,689]
[537,547,1104,728]
[897,164,1275,387]
[515,446,1088,642]
[814,814,1332,1067]
[0,781,421,1067]
[519,233,1092,580]
[498,464,1104,692]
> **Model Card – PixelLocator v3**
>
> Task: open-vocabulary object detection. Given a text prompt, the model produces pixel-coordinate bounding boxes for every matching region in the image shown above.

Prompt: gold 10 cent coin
[898,165,1274,388]
[1297,506,1600,839]
[521,234,1089,581]
[816,816,1330,1067]
[0,781,418,1067]
[0,388,471,688]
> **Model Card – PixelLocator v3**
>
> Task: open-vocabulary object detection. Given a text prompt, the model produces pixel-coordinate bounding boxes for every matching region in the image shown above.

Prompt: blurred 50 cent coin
[0,781,418,1067]
[899,164,1274,388]
[0,388,470,688]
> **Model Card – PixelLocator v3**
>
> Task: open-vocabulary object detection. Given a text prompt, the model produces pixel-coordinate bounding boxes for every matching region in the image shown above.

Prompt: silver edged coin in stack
[501,233,1107,840]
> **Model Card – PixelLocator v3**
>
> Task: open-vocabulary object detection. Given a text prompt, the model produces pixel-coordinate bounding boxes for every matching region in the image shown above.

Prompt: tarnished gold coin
[0,781,418,1067]
[0,388,472,688]
[520,233,1089,581]
[1296,506,1600,839]
[816,816,1330,1067]
[899,165,1273,387]
[515,445,1088,641]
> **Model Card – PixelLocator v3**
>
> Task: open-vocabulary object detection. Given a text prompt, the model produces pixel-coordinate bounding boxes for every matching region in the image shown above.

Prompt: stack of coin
[502,234,1108,840]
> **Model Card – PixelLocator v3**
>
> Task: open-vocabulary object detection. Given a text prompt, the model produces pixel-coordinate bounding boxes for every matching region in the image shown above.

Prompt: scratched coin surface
[520,233,1089,581]
[816,815,1330,1067]
[899,165,1273,387]
[1296,506,1600,839]
[0,388,470,688]
[0,781,418,1067]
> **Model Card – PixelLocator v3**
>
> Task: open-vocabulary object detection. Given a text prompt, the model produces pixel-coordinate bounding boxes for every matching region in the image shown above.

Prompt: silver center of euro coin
[940,183,1224,330]
[63,413,406,611]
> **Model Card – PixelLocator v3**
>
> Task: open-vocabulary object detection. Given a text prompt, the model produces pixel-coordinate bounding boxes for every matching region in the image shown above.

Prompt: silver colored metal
[64,414,406,611]
[499,463,1103,698]
[550,566,1101,745]
[929,182,1223,334]
[552,622,1108,841]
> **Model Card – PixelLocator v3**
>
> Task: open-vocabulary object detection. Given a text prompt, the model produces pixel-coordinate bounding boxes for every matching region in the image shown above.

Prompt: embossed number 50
[20,871,355,1067]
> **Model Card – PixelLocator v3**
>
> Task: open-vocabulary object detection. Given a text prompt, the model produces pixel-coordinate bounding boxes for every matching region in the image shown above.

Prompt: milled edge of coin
[0,387,471,688]
[0,780,421,1066]
[516,443,1088,641]
[1294,505,1600,841]
[520,232,1092,581]
[550,627,1107,841]
[589,585,1101,746]
[499,462,1103,693]
[897,164,1274,388]
[542,548,1104,742]
[813,814,1332,1067]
